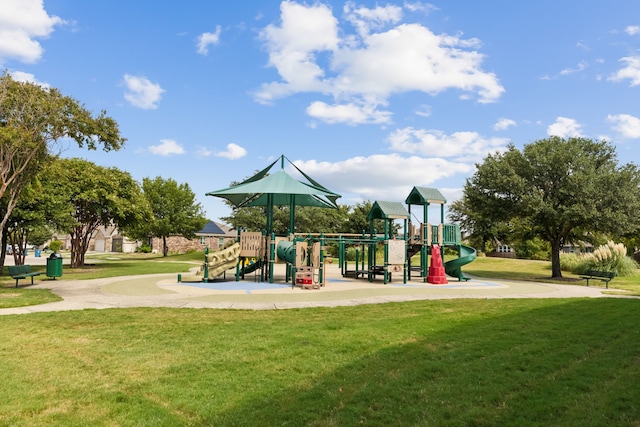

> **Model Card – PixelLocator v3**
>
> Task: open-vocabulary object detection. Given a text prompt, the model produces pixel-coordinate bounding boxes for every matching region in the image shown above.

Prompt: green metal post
[203,246,209,283]
[403,218,408,284]
[383,220,389,285]
[269,232,276,284]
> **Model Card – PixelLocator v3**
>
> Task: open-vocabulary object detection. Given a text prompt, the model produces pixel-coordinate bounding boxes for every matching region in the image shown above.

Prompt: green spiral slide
[444,245,477,281]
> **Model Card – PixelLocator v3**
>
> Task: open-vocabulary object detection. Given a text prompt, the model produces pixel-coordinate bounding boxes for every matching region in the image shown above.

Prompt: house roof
[197,221,227,236]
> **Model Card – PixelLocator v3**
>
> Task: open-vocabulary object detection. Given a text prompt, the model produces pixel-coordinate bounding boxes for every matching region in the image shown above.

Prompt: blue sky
[2,1,640,222]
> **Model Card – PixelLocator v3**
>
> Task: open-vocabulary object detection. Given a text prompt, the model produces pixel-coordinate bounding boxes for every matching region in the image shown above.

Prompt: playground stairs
[427,245,448,285]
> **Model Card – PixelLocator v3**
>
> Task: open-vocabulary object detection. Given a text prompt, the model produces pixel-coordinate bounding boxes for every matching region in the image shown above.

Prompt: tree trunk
[550,239,563,278]
[162,236,168,257]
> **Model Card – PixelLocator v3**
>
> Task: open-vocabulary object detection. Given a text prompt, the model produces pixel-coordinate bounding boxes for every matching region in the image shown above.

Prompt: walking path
[0,257,619,315]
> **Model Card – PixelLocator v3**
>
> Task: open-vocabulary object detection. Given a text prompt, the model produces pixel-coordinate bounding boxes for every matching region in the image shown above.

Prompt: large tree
[47,158,149,267]
[462,137,640,278]
[125,177,207,257]
[0,73,124,261]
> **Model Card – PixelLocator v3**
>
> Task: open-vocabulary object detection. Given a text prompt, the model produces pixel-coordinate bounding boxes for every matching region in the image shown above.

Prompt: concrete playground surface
[0,252,621,315]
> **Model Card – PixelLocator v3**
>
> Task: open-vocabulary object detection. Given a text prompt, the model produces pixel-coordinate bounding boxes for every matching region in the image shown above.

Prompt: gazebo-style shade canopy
[206,155,341,235]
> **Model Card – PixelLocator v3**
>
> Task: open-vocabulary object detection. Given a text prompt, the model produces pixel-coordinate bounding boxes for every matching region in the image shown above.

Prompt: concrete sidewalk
[0,262,619,315]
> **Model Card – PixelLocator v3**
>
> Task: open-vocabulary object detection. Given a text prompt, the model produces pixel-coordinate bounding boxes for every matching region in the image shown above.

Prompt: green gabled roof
[405,186,446,205]
[367,201,410,220]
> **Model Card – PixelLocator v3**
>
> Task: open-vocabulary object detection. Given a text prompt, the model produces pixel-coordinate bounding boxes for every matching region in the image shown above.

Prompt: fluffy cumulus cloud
[148,139,185,156]
[608,56,640,86]
[387,128,509,162]
[306,100,392,125]
[215,143,247,159]
[294,154,472,201]
[123,74,165,109]
[493,118,516,131]
[625,25,640,36]
[197,25,222,55]
[255,1,504,125]
[0,0,64,65]
[547,117,583,138]
[607,114,640,139]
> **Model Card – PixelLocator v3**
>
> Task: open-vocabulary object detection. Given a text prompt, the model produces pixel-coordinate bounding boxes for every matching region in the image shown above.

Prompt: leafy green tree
[46,158,149,267]
[462,137,640,277]
[448,197,511,253]
[125,177,207,257]
[3,180,52,265]
[0,73,124,267]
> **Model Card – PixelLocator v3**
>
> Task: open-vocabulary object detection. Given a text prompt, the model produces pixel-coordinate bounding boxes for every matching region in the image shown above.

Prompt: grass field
[1,251,639,425]
[1,298,639,426]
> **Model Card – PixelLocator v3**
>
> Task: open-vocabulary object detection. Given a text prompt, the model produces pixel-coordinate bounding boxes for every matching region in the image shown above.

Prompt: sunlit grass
[1,299,639,425]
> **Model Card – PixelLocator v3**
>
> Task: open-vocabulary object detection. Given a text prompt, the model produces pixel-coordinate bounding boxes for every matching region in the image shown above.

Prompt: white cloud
[148,139,184,156]
[0,0,64,66]
[607,114,640,139]
[608,56,640,86]
[196,147,214,157]
[493,118,516,131]
[196,25,222,55]
[294,153,472,201]
[215,143,247,159]
[387,128,509,162]
[344,1,403,38]
[306,100,392,125]
[559,61,588,76]
[547,117,584,138]
[9,70,50,88]
[625,25,640,36]
[415,104,432,118]
[255,1,504,124]
[404,2,439,15]
[123,74,165,109]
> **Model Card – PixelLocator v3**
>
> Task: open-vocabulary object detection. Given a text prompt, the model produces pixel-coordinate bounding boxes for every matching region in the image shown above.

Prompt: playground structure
[199,189,476,287]
[336,187,477,284]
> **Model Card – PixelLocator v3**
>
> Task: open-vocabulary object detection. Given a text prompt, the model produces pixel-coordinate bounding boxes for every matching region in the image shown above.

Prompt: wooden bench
[8,265,43,288]
[580,270,615,288]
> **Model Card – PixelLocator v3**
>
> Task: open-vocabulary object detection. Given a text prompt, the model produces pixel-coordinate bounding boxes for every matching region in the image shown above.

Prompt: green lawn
[1,299,639,425]
[464,256,640,295]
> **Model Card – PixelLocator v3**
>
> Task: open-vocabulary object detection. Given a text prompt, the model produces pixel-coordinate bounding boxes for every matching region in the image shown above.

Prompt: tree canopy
[124,177,207,257]
[46,158,149,267]
[0,73,125,259]
[455,137,640,277]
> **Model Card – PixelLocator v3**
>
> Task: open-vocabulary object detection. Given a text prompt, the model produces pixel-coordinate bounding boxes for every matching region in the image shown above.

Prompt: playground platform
[0,260,621,316]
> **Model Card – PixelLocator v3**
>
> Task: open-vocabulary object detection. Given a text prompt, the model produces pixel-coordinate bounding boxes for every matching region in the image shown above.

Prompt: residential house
[149,221,236,254]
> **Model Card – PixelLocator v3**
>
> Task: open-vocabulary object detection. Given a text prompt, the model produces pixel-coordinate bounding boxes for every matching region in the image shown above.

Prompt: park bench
[580,269,615,288]
[8,265,43,288]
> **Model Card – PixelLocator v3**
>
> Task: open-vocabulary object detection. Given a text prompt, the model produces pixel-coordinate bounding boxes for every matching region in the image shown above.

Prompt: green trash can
[47,252,63,279]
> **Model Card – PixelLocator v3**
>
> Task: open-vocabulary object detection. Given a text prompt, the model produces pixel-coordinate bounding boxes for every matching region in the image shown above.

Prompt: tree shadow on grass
[200,299,640,426]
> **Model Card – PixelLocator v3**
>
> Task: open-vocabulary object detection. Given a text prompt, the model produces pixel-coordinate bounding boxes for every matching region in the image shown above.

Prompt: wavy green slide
[444,245,477,281]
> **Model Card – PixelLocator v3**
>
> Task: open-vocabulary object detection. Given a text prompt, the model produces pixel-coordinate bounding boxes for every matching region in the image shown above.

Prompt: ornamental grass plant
[561,241,639,276]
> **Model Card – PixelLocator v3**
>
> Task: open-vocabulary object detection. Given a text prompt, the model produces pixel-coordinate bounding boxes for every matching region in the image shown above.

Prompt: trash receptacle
[47,252,63,279]
[35,249,41,257]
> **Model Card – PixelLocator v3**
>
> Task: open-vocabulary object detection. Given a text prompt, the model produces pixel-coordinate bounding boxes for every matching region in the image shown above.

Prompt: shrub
[560,253,582,272]
[514,237,550,260]
[49,240,62,253]
[137,243,152,253]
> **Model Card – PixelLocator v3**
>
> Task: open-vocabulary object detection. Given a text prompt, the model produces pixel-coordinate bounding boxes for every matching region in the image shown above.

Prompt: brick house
[52,225,138,253]
[149,221,236,254]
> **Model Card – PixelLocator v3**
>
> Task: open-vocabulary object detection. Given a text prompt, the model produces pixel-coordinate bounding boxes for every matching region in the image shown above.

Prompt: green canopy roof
[405,186,447,205]
[206,155,341,235]
[207,169,339,208]
[367,201,410,220]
